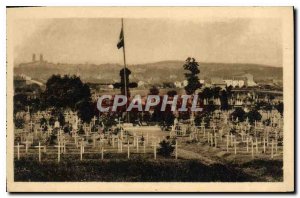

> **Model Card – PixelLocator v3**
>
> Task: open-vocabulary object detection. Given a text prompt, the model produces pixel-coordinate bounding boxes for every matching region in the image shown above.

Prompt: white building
[174,81,182,88]
[242,73,257,87]
[199,79,205,84]
[108,84,114,89]
[211,77,227,89]
[182,80,188,87]
[224,79,245,88]
[138,81,145,88]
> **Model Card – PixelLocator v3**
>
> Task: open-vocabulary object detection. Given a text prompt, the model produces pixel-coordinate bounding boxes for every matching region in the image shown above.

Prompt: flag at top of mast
[117,22,124,49]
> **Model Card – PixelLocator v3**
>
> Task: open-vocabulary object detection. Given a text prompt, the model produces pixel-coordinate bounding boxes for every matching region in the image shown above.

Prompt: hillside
[14,60,282,84]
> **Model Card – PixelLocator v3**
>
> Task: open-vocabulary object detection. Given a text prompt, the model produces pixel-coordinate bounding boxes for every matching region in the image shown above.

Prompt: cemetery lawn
[14,153,281,182]
[178,141,283,182]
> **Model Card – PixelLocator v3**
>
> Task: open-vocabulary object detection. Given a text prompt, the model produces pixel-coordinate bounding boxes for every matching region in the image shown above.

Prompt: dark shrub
[157,140,175,158]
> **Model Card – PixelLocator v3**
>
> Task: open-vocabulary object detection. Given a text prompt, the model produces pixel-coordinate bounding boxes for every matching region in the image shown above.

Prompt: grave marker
[14,143,24,160]
[34,142,44,162]
[154,141,157,160]
[54,143,63,163]
[22,140,32,153]
[127,140,130,159]
[175,140,178,159]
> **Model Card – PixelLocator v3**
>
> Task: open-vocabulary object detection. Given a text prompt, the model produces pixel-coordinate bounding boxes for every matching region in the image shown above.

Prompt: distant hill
[14,60,282,84]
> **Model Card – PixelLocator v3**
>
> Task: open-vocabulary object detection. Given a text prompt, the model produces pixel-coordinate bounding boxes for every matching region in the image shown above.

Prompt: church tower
[39,54,43,62]
[32,54,36,62]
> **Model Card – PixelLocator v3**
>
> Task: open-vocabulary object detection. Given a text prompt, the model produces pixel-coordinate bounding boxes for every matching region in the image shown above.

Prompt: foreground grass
[14,155,271,182]
[234,159,283,182]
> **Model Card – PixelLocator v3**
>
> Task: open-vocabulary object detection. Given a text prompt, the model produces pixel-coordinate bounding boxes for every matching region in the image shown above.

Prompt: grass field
[14,155,282,182]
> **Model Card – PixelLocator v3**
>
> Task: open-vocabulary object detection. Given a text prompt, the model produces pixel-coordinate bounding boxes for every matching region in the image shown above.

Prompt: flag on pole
[117,27,124,49]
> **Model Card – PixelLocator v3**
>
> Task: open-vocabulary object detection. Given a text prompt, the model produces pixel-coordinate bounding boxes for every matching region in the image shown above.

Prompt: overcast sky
[13,17,282,67]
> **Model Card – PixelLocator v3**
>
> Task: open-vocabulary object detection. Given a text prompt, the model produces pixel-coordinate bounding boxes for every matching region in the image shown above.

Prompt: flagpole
[121,18,129,122]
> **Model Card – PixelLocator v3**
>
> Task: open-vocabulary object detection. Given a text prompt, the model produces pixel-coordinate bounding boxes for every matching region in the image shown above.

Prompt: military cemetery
[9,9,288,185]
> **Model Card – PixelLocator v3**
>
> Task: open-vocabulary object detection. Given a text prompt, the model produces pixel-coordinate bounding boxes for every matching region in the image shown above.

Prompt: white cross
[246,137,249,152]
[226,134,230,152]
[127,140,130,159]
[232,138,239,155]
[29,120,34,130]
[92,116,97,125]
[153,141,157,160]
[119,138,123,153]
[34,142,45,162]
[22,140,32,153]
[118,117,122,126]
[73,134,80,147]
[101,146,104,160]
[14,143,24,160]
[269,139,277,159]
[91,133,97,148]
[80,141,85,161]
[214,133,218,148]
[136,136,139,152]
[175,140,178,160]
[54,143,64,163]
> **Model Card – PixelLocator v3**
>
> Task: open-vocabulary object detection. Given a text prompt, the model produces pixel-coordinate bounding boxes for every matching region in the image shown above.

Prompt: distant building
[169,74,177,79]
[138,81,145,88]
[32,54,36,62]
[174,81,182,88]
[40,54,44,62]
[108,84,114,89]
[182,80,188,87]
[211,77,226,89]
[224,79,245,88]
[14,74,44,87]
[14,75,27,87]
[199,79,205,84]
[242,73,257,87]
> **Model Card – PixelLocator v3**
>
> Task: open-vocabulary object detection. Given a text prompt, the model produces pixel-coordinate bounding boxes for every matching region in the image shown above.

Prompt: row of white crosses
[227,128,280,158]
[76,132,164,161]
[14,141,46,162]
[173,124,188,136]
[15,134,180,162]
[187,111,281,159]
[169,108,282,157]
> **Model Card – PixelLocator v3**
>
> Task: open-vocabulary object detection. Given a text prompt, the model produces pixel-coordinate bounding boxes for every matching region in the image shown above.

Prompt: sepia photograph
[6,7,294,192]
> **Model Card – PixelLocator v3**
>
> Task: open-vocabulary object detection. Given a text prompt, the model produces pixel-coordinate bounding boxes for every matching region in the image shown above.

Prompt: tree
[40,117,47,126]
[226,85,233,98]
[220,89,229,110]
[58,111,65,127]
[245,109,262,124]
[163,82,175,89]
[167,90,177,97]
[183,57,201,95]
[43,75,93,122]
[212,87,221,99]
[194,112,210,127]
[149,86,159,95]
[255,101,272,111]
[200,87,213,99]
[163,111,175,128]
[148,86,162,122]
[157,139,175,157]
[275,102,283,116]
[204,101,216,115]
[14,118,25,129]
[14,94,28,113]
[76,100,95,124]
[231,107,246,122]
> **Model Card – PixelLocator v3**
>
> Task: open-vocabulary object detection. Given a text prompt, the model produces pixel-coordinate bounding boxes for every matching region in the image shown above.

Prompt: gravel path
[177,148,219,165]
